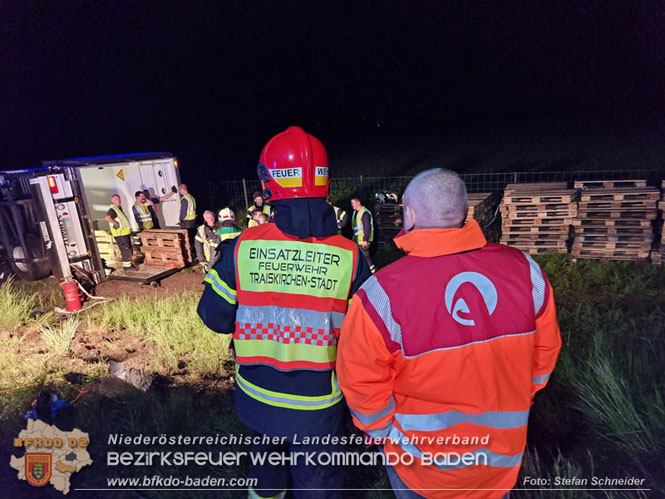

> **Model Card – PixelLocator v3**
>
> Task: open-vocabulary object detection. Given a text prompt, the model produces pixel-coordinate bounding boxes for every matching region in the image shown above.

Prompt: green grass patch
[0,276,44,332]
[39,317,79,355]
[86,291,231,377]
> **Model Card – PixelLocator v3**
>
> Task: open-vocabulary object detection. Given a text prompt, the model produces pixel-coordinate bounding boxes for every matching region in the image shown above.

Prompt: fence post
[242,179,249,211]
[208,183,215,212]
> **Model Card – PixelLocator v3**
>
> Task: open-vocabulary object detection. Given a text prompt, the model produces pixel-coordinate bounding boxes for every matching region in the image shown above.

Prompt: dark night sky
[2,1,665,191]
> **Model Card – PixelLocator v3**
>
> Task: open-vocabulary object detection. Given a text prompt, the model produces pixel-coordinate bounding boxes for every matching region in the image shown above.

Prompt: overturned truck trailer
[0,152,180,282]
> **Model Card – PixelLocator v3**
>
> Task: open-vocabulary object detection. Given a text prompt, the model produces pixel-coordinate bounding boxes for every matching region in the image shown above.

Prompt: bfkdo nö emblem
[25,453,52,487]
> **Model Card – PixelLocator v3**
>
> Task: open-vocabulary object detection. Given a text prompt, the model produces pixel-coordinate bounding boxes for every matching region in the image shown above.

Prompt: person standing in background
[327,197,349,235]
[351,197,375,273]
[338,169,561,498]
[105,194,134,273]
[178,183,197,250]
[195,210,221,272]
[246,190,272,222]
[132,191,156,231]
[142,188,175,229]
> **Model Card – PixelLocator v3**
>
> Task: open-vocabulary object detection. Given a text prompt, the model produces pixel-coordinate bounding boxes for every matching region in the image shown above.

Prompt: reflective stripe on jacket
[352,206,374,243]
[183,193,197,220]
[247,203,272,219]
[218,225,242,242]
[233,223,358,374]
[337,220,561,498]
[109,205,131,237]
[195,224,220,262]
[133,202,154,230]
[333,206,346,234]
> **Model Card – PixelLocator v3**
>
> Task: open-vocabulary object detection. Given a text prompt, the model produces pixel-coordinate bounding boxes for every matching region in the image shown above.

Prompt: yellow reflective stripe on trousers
[203,269,237,304]
[235,366,343,410]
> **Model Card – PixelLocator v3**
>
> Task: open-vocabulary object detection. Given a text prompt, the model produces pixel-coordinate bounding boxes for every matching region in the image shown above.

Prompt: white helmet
[218,207,235,222]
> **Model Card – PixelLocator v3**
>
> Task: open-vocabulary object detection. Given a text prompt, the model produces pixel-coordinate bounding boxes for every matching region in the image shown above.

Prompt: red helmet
[257,126,329,200]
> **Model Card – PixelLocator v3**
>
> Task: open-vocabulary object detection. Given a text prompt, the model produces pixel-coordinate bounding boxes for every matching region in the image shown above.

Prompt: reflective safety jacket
[337,220,561,498]
[133,202,154,230]
[247,203,272,219]
[333,206,347,234]
[195,223,221,263]
[198,219,370,437]
[108,205,131,237]
[217,225,242,242]
[352,206,374,243]
[181,193,197,221]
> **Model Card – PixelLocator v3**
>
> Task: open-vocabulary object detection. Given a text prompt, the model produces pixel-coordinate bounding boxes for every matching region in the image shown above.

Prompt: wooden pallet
[504,182,569,194]
[502,235,567,245]
[572,218,652,228]
[501,233,568,241]
[506,217,574,226]
[572,240,651,250]
[505,245,568,255]
[574,179,647,189]
[503,193,575,205]
[577,210,657,220]
[143,250,186,268]
[572,226,651,236]
[574,234,653,243]
[580,188,660,202]
[502,210,576,220]
[502,225,570,234]
[578,200,657,210]
[466,193,494,224]
[139,229,192,263]
[571,249,649,260]
[503,202,575,211]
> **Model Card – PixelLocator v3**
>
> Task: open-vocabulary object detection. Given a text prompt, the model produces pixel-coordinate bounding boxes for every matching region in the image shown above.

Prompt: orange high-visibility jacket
[337,220,561,498]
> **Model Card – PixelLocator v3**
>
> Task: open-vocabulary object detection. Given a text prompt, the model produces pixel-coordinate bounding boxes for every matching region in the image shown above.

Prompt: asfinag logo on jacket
[444,271,498,326]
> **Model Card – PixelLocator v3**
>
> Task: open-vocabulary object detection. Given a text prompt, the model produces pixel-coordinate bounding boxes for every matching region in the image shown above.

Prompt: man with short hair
[132,191,156,231]
[351,197,375,273]
[338,168,561,499]
[104,194,134,272]
[178,183,198,250]
[247,190,272,221]
[195,210,221,272]
[248,208,263,228]
[198,126,370,498]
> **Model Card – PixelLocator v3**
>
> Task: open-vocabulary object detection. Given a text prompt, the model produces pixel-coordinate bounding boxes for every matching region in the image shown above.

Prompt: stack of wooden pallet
[571,180,658,262]
[465,193,494,225]
[137,229,193,268]
[374,204,403,250]
[500,182,576,255]
[94,230,122,267]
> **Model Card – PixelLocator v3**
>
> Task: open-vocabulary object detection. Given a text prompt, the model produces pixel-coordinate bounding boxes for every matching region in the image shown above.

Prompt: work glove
[201,263,209,273]
[113,222,119,229]
[171,186,177,193]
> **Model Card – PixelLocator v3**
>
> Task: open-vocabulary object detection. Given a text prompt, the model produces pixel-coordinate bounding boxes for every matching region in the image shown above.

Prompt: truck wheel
[11,233,51,281]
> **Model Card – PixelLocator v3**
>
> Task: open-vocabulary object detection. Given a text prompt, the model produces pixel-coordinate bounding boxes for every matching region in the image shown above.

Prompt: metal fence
[208,169,665,216]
